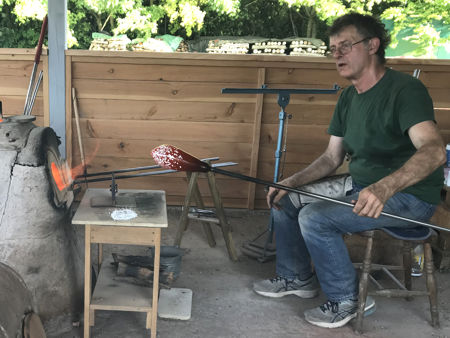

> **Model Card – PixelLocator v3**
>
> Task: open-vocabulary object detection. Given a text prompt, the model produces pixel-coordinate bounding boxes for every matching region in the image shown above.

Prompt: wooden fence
[1,49,449,208]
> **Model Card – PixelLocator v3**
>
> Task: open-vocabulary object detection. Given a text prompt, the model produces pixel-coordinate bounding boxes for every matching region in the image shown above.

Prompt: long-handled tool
[72,88,87,176]
[23,15,48,115]
[151,144,450,233]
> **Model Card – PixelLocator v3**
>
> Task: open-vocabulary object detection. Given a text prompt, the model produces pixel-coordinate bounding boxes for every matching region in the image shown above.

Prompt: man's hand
[352,183,393,218]
[266,186,288,210]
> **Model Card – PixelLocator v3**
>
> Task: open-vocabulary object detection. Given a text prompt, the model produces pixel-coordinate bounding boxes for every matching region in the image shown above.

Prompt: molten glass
[151,144,210,172]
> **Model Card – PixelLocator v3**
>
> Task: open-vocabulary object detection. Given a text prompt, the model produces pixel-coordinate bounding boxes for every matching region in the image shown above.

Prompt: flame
[50,140,101,191]
[51,161,87,191]
[51,162,69,191]
[0,118,3,123]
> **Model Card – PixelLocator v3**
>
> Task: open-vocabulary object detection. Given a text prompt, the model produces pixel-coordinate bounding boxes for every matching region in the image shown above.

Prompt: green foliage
[0,0,448,57]
[0,1,46,47]
[381,0,450,57]
[280,0,449,57]
[200,0,327,39]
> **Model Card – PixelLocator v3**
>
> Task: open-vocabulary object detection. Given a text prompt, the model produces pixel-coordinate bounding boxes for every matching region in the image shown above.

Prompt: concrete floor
[51,206,450,338]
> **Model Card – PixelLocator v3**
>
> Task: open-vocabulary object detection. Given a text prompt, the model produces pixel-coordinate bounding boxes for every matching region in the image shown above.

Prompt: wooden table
[72,188,168,338]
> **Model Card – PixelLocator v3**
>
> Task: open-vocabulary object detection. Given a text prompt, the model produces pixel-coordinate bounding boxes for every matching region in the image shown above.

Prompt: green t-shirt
[327,68,443,204]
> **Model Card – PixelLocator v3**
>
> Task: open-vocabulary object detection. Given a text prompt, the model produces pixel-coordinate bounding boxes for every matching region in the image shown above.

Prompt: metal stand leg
[241,93,291,262]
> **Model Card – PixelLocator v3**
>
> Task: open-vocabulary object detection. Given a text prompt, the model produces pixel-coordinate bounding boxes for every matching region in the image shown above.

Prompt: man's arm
[267,135,347,208]
[353,120,446,218]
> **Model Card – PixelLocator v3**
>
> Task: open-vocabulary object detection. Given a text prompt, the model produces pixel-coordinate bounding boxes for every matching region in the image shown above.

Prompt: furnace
[0,115,83,335]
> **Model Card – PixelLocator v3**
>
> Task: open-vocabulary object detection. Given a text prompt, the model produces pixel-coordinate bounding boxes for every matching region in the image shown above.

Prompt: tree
[279,0,450,57]
[0,0,241,48]
[0,0,448,56]
[381,0,450,57]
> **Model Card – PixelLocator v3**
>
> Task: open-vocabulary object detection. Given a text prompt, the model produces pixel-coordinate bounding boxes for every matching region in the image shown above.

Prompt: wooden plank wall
[0,49,48,125]
[61,51,449,209]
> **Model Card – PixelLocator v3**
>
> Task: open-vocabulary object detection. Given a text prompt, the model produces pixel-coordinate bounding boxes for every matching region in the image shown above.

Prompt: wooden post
[247,68,266,209]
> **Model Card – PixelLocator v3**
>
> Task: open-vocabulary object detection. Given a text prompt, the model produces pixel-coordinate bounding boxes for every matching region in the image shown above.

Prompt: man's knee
[272,195,301,231]
[298,203,327,234]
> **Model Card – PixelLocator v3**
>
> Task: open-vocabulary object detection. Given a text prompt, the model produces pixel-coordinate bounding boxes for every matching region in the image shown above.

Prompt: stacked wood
[289,38,327,57]
[129,38,173,52]
[177,40,189,52]
[206,39,249,54]
[252,40,287,55]
[88,38,109,51]
[89,36,130,51]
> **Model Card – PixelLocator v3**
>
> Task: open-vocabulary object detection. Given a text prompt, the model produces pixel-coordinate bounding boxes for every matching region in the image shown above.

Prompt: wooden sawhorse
[174,169,238,261]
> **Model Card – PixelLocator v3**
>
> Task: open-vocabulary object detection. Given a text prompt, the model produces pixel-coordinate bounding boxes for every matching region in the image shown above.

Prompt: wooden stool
[174,169,238,261]
[354,226,439,333]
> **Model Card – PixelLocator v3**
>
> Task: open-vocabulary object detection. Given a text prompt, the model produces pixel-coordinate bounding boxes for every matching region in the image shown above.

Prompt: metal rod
[73,161,237,185]
[74,168,177,184]
[26,71,43,115]
[210,167,450,233]
[23,15,47,115]
[222,84,340,95]
[74,157,221,179]
[23,65,37,114]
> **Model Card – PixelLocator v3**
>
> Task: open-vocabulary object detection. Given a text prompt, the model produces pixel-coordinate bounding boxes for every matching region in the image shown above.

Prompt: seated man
[253,13,445,329]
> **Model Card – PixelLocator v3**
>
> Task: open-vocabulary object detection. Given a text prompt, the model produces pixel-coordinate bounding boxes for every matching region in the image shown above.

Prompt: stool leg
[207,171,238,261]
[355,232,374,333]
[174,172,198,246]
[402,241,412,297]
[424,241,439,327]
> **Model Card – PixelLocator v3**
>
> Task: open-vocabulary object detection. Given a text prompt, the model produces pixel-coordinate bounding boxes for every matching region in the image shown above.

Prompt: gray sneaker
[253,275,320,298]
[304,296,376,328]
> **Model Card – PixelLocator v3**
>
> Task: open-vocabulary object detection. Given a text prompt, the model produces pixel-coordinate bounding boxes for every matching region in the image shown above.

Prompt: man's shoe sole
[254,289,319,299]
[305,300,376,329]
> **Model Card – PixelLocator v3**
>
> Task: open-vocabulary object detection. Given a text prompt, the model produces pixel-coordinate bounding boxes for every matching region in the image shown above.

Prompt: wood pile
[89,36,130,51]
[206,39,250,54]
[205,37,328,56]
[289,38,327,56]
[252,40,287,55]
[129,38,173,52]
[176,40,189,52]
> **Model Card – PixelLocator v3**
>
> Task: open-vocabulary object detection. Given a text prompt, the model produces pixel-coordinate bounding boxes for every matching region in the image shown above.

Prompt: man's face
[329,25,372,81]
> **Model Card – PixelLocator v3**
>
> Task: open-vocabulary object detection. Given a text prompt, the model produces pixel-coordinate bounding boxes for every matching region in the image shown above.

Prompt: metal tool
[25,71,43,115]
[152,144,450,233]
[23,15,47,115]
[69,156,236,207]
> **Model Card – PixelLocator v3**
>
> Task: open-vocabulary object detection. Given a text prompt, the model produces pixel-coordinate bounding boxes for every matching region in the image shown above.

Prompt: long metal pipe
[74,157,220,179]
[210,167,450,233]
[73,161,236,185]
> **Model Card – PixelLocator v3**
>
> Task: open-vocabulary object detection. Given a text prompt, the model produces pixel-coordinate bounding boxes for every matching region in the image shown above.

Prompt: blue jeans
[273,184,436,302]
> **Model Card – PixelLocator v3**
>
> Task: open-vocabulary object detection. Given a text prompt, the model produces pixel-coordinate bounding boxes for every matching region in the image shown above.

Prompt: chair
[353,226,439,333]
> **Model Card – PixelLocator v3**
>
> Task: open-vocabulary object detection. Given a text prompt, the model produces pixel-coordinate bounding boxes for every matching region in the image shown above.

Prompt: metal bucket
[150,246,184,281]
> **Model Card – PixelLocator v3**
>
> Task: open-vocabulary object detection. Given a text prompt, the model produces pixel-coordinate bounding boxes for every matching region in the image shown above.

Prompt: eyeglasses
[329,37,372,56]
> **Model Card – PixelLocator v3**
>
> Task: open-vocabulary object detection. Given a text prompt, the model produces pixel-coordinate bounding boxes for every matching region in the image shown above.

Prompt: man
[253,13,446,329]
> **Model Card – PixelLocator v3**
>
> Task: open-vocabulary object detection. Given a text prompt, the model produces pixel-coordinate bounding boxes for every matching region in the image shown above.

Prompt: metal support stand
[222,84,340,262]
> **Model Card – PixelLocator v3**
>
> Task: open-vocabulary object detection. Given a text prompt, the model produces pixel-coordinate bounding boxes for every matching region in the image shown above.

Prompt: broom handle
[211,167,449,232]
